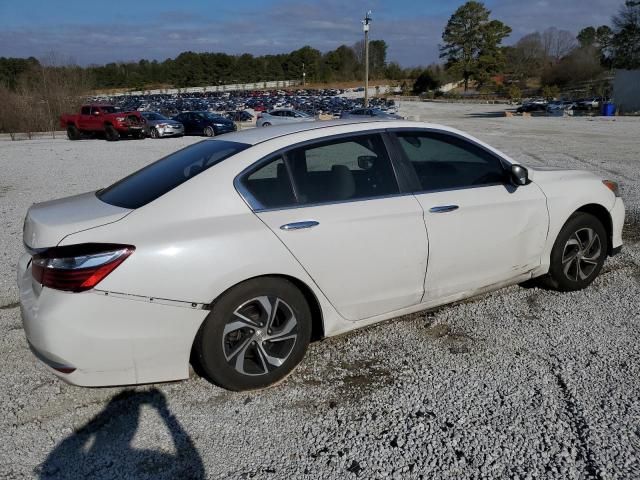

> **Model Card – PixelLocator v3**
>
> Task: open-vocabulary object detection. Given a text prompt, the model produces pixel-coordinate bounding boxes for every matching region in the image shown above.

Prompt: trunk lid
[23,191,131,249]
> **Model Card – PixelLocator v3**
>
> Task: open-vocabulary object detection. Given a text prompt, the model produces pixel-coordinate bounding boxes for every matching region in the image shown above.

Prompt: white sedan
[18,120,625,391]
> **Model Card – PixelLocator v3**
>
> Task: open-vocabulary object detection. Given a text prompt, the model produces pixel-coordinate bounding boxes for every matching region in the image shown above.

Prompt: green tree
[541,84,560,100]
[577,25,614,66]
[578,27,597,48]
[507,84,521,100]
[440,1,512,91]
[504,32,544,85]
[412,69,441,94]
[611,0,640,69]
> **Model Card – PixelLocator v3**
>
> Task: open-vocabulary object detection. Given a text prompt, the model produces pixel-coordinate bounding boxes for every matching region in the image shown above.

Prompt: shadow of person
[37,388,205,479]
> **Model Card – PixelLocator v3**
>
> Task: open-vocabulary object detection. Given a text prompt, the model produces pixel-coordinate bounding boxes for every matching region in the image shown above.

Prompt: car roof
[208,119,459,146]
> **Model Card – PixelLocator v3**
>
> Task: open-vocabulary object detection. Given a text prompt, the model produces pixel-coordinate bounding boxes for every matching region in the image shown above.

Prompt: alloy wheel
[561,227,602,281]
[221,296,298,376]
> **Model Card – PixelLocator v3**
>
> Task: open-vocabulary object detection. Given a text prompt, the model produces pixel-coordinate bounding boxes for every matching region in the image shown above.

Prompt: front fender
[532,169,617,272]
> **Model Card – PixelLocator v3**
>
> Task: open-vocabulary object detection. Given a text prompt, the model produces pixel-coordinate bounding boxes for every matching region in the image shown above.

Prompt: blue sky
[0,0,617,67]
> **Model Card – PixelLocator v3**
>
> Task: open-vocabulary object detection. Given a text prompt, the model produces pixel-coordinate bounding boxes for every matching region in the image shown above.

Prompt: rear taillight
[257,113,263,119]
[32,243,134,292]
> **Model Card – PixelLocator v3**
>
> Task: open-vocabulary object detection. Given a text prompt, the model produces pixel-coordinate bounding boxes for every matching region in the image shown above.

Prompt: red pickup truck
[60,105,144,141]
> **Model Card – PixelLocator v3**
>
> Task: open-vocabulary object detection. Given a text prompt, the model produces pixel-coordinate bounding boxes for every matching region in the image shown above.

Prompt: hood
[527,167,599,184]
[23,191,132,249]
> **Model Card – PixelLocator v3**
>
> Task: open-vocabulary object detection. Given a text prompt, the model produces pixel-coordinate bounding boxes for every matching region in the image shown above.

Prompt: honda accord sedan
[18,120,625,391]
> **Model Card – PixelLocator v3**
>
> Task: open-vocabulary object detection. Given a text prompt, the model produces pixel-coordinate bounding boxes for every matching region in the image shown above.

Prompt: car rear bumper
[18,253,207,387]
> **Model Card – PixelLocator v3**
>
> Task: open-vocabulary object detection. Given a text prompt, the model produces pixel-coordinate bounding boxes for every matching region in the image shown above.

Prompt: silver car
[340,108,402,120]
[140,112,184,138]
[256,109,315,127]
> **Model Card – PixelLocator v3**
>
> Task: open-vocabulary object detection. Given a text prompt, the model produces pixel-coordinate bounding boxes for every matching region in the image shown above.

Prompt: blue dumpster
[601,102,616,116]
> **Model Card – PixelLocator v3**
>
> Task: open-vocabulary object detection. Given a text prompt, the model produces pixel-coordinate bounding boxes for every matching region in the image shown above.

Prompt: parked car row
[90,88,397,120]
[60,105,238,141]
[516,97,607,115]
[61,98,401,140]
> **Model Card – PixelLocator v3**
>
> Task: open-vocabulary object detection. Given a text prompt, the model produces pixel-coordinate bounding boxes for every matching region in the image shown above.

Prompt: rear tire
[193,277,312,391]
[105,125,120,141]
[66,125,81,140]
[539,212,608,291]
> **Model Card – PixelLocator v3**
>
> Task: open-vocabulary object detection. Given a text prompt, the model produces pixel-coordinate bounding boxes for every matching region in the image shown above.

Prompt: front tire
[105,125,120,141]
[542,212,608,291]
[193,278,312,391]
[150,128,159,139]
[204,126,215,137]
[66,125,81,140]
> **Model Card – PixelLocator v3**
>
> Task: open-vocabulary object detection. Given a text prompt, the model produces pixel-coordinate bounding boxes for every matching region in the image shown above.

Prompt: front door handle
[280,221,319,231]
[429,205,459,213]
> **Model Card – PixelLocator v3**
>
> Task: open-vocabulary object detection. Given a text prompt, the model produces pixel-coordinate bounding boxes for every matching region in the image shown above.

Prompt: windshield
[98,140,250,209]
[142,112,167,121]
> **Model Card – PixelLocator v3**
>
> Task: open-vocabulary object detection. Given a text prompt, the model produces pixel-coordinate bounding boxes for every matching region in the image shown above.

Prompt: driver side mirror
[511,164,529,186]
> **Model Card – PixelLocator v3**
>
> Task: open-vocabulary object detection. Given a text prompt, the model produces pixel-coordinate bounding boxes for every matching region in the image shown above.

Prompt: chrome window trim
[249,192,415,213]
[233,128,516,214]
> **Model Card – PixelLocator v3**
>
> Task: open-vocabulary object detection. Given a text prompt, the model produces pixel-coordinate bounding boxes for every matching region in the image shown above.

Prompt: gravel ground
[1,103,639,479]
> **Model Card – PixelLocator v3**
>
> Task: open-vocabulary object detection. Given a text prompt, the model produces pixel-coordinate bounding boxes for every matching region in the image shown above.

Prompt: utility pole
[362,11,372,107]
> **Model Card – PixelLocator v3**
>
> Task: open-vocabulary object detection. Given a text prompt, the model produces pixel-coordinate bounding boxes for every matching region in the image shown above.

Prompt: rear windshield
[97,140,250,209]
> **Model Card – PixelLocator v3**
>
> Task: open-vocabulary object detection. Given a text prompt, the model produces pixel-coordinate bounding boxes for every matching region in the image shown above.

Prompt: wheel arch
[574,203,613,255]
[204,274,325,341]
[189,273,325,378]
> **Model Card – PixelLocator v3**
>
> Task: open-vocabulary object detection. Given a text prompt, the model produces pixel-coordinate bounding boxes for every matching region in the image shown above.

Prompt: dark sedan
[172,111,236,136]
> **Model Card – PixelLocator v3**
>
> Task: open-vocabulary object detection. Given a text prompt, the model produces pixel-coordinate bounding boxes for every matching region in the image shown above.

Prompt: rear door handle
[280,221,319,230]
[429,205,459,213]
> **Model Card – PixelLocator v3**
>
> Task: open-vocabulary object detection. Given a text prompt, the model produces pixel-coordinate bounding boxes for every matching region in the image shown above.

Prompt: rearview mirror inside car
[358,155,377,170]
[511,164,529,186]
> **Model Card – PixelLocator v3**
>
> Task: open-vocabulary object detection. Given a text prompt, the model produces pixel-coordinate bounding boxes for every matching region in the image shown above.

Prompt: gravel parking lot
[1,103,639,479]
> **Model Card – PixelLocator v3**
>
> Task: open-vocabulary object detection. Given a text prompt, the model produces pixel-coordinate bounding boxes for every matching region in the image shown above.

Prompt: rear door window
[287,134,399,205]
[98,140,250,209]
[243,157,295,209]
[81,106,90,115]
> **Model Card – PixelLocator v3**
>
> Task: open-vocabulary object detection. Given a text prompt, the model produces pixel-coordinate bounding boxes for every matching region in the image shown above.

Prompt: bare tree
[542,27,577,63]
[0,52,93,139]
[506,32,545,82]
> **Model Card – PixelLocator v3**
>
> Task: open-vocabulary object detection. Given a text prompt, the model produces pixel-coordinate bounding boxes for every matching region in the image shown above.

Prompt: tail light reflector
[32,243,134,292]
